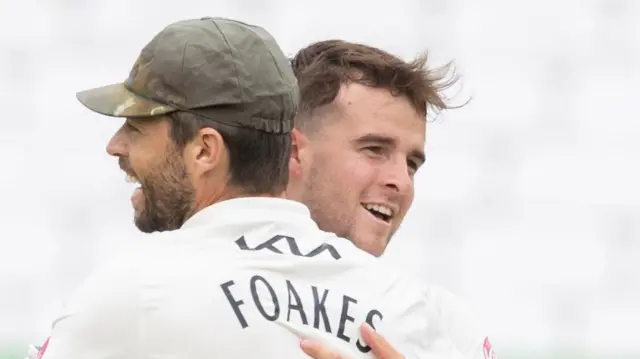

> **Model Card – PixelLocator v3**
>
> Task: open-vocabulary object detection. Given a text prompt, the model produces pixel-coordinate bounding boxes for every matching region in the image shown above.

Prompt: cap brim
[76,82,175,118]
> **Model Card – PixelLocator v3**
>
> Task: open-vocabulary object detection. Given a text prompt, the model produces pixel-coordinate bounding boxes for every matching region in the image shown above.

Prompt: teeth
[364,203,393,217]
[125,174,138,184]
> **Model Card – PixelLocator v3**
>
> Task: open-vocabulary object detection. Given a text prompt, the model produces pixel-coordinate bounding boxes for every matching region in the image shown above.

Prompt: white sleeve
[42,258,140,359]
[428,285,497,359]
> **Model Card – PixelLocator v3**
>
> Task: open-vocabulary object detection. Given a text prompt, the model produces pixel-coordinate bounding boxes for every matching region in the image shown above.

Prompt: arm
[301,324,496,359]
[300,286,496,359]
[432,286,496,359]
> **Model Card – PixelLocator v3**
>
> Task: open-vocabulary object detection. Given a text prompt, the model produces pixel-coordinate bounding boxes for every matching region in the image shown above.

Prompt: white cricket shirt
[43,197,470,359]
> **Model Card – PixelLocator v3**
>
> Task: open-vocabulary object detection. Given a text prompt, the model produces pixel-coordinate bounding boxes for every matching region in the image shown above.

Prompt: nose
[381,157,413,195]
[106,130,127,157]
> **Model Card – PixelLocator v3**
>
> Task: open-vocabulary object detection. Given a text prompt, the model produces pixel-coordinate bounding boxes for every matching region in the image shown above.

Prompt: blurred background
[0,0,638,358]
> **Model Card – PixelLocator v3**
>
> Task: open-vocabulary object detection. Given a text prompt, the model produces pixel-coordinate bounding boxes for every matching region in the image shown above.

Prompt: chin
[368,247,385,257]
[352,236,386,257]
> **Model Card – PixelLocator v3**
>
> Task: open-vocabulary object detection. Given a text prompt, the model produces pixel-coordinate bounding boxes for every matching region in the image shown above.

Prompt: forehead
[322,84,426,146]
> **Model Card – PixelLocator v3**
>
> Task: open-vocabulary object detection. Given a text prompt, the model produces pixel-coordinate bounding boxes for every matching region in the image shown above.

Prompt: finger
[360,323,404,359]
[300,339,343,359]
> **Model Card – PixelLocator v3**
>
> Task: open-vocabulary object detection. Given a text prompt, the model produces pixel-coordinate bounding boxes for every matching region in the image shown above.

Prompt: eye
[363,146,384,155]
[125,122,140,133]
[407,160,419,175]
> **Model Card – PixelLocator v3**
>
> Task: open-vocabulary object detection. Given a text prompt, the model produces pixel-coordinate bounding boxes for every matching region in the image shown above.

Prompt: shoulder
[58,242,146,316]
[61,232,194,309]
[45,245,145,359]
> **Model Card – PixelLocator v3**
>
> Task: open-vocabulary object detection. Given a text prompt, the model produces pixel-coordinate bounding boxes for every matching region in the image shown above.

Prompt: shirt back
[44,198,461,359]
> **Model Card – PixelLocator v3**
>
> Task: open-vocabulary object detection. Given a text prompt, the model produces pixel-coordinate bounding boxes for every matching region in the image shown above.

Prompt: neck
[190,185,286,220]
[283,180,303,203]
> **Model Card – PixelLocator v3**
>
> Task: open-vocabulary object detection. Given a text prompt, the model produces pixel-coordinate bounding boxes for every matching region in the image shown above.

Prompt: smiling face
[293,83,426,256]
[106,116,196,233]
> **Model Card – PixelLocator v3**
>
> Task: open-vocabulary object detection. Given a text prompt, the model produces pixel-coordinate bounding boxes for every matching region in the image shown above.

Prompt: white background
[0,0,638,358]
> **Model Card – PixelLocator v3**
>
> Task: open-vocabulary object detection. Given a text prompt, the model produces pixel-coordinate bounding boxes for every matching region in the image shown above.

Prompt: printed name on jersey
[483,337,497,359]
[223,234,381,353]
[221,275,382,353]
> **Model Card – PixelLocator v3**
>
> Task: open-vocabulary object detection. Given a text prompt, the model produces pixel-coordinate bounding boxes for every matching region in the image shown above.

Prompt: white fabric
[43,197,484,359]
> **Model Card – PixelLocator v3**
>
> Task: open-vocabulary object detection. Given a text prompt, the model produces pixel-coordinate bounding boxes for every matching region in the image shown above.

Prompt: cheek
[348,157,380,191]
[129,150,162,180]
[397,183,415,220]
[327,153,374,194]
[127,155,147,177]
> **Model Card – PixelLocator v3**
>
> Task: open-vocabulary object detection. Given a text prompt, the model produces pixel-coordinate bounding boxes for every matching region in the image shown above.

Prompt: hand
[300,323,405,359]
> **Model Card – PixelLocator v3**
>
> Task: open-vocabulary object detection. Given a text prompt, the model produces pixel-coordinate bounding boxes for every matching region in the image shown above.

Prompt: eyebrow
[354,133,426,164]
[122,118,137,129]
[125,118,138,126]
[126,117,149,129]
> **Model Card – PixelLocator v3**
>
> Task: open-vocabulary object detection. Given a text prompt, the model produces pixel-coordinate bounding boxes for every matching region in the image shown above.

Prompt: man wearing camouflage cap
[39,17,463,359]
[75,16,296,234]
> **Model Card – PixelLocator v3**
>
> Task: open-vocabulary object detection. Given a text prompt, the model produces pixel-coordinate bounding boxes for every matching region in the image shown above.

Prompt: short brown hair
[167,110,291,195]
[291,39,459,128]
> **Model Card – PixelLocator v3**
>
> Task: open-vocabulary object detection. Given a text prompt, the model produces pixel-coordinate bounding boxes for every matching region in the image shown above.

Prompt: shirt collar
[181,196,313,230]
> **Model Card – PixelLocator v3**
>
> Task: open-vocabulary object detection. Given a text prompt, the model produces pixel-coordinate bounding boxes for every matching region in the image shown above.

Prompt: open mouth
[125,173,143,193]
[362,203,393,223]
[125,174,140,185]
[125,173,145,210]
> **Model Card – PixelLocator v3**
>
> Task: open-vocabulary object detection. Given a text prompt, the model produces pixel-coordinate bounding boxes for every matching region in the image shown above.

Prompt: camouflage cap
[76,17,298,134]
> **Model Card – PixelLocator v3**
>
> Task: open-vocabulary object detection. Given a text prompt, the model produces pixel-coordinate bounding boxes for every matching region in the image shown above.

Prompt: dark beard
[134,150,195,233]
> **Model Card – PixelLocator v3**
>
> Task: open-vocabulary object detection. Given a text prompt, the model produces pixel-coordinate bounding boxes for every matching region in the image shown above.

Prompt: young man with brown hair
[286,40,496,359]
